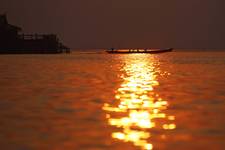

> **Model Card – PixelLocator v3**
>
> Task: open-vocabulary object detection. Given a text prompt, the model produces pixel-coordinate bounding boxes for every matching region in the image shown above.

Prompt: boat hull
[106,48,173,54]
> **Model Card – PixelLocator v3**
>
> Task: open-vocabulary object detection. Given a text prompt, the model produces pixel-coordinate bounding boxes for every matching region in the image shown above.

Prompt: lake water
[0,50,225,150]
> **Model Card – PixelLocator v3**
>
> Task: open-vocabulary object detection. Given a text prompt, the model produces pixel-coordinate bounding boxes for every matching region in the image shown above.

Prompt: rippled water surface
[0,51,225,150]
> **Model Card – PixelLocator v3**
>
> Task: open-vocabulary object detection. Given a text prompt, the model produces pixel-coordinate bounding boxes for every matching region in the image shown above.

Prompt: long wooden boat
[106,48,173,54]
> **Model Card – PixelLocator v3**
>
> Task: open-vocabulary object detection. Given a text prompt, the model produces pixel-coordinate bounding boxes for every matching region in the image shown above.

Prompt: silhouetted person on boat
[110,48,115,52]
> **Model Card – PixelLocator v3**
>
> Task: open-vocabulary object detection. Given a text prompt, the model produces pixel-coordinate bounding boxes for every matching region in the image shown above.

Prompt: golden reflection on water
[103,55,176,150]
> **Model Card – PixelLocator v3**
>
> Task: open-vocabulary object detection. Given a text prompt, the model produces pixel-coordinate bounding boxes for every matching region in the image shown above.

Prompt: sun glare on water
[103,54,176,150]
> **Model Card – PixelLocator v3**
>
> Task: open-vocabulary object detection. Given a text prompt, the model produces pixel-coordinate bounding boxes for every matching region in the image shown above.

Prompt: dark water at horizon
[0,51,225,150]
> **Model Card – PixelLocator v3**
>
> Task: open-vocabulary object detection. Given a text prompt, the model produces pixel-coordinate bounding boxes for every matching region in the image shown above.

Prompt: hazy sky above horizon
[1,0,225,49]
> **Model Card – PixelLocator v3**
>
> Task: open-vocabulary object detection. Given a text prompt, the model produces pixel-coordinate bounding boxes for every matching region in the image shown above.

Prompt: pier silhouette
[0,14,70,54]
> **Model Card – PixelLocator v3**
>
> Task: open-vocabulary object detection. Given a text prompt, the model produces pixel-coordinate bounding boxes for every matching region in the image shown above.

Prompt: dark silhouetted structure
[0,14,70,54]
